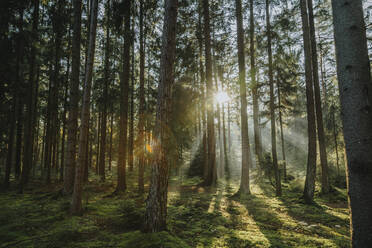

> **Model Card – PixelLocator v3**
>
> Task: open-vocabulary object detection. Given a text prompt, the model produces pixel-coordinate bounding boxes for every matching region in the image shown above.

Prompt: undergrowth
[0,173,350,248]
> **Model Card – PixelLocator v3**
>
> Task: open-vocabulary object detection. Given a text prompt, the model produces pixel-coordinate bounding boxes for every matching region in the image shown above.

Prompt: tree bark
[235,0,252,194]
[138,0,145,193]
[202,0,216,186]
[300,0,317,204]
[116,0,131,193]
[99,0,111,182]
[249,0,263,171]
[307,0,330,194]
[64,0,82,195]
[71,0,98,215]
[143,0,178,232]
[331,0,372,246]
[266,0,281,196]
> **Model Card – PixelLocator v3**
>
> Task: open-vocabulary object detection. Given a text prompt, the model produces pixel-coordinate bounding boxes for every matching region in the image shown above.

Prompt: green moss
[120,231,190,248]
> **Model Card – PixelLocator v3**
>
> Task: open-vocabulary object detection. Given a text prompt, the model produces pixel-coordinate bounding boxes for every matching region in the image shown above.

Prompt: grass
[0,171,350,248]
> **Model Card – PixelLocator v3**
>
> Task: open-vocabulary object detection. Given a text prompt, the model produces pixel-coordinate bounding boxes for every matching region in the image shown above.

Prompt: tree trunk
[235,0,252,194]
[202,0,216,186]
[266,0,281,196]
[99,0,111,182]
[277,79,287,181]
[64,0,82,195]
[138,0,145,194]
[128,8,135,173]
[143,0,178,232]
[71,0,98,215]
[116,0,131,193]
[331,0,372,246]
[307,0,330,194]
[20,0,40,191]
[300,0,317,204]
[197,1,208,183]
[249,0,263,171]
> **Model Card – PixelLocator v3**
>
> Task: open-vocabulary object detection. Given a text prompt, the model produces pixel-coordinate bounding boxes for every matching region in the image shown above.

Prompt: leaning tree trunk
[116,0,131,193]
[71,0,98,215]
[143,0,178,233]
[307,0,330,194]
[64,0,82,195]
[202,0,216,186]
[300,0,317,204]
[235,0,252,194]
[331,0,372,246]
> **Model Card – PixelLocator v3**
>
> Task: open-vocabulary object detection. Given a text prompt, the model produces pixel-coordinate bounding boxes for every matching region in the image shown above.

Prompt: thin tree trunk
[307,0,330,194]
[331,1,372,245]
[71,0,98,215]
[138,0,146,194]
[99,0,111,182]
[128,7,135,173]
[265,0,281,196]
[300,0,317,204]
[116,0,131,193]
[202,0,216,186]
[64,0,82,195]
[250,0,263,171]
[277,79,287,181]
[235,0,252,194]
[20,0,40,191]
[143,0,178,232]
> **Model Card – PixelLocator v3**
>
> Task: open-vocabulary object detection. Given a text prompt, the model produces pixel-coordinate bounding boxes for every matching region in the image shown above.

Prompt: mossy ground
[0,171,350,248]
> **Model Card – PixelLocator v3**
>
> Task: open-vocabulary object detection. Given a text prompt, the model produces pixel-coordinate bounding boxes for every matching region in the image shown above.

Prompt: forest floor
[0,171,350,248]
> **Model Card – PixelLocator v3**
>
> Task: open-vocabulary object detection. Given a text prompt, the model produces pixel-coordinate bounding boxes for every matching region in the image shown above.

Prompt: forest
[0,0,371,247]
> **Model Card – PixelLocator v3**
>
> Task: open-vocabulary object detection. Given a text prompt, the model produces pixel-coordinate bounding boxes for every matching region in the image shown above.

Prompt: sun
[215,91,230,104]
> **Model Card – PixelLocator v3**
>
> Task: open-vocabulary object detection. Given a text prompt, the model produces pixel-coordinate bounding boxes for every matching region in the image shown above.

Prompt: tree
[235,0,252,194]
[265,0,281,196]
[300,0,317,204]
[249,0,263,171]
[331,0,372,246]
[202,0,216,186]
[71,0,98,214]
[307,0,330,194]
[138,0,145,194]
[116,0,131,193]
[99,0,111,182]
[143,0,178,232]
[64,0,82,195]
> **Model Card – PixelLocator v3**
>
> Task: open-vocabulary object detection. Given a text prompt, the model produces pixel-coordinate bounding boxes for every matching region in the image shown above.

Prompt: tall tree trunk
[300,0,317,204]
[235,0,252,194]
[307,0,330,194]
[64,0,82,195]
[128,7,135,173]
[20,0,40,191]
[197,1,208,182]
[143,0,178,232]
[202,0,216,186]
[277,79,287,181]
[266,0,281,196]
[138,0,145,193]
[331,0,372,246]
[71,0,98,215]
[99,0,111,182]
[249,0,263,171]
[116,0,131,193]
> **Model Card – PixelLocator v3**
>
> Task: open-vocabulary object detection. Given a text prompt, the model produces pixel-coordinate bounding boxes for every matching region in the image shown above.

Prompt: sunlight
[214,91,230,104]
